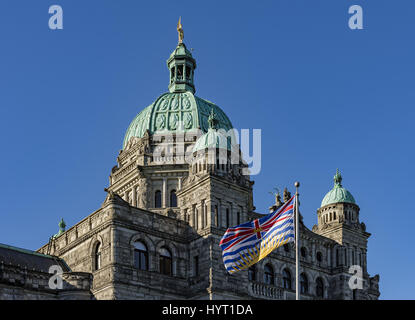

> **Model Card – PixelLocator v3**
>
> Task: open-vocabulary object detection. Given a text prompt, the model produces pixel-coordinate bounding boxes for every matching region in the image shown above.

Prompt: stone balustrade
[249,281,284,300]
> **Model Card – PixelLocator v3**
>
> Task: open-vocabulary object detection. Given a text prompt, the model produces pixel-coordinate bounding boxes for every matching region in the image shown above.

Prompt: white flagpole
[295,181,300,301]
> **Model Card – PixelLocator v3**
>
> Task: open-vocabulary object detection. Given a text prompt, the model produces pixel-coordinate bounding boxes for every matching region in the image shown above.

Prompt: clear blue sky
[0,0,413,299]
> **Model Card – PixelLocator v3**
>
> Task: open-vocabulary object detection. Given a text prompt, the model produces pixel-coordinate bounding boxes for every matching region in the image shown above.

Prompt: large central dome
[122,37,234,149]
[123,91,233,149]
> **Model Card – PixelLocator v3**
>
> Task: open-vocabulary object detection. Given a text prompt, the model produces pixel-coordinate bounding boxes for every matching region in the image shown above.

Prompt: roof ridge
[0,242,56,259]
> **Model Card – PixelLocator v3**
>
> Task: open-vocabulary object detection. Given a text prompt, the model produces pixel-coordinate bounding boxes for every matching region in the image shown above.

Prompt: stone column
[201,200,205,228]
[190,206,195,228]
[311,242,316,263]
[196,205,200,230]
[132,187,137,207]
[206,200,212,227]
[178,177,182,190]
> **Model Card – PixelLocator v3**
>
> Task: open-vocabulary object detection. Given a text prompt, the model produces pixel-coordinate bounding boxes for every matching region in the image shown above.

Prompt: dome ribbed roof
[321,169,356,207]
[193,129,233,153]
[122,91,233,149]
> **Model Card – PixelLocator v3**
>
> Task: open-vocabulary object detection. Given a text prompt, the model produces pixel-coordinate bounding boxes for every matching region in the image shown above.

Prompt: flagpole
[295,181,300,301]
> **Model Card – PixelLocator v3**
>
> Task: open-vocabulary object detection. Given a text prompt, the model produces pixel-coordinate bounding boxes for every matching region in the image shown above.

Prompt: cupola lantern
[167,18,197,94]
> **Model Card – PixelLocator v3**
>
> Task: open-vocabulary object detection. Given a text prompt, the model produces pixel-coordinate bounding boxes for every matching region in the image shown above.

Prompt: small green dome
[193,109,234,153]
[321,169,356,207]
[123,91,233,149]
[193,129,233,153]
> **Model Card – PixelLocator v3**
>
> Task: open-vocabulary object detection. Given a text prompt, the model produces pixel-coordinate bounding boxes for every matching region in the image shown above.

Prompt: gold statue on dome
[177,17,184,44]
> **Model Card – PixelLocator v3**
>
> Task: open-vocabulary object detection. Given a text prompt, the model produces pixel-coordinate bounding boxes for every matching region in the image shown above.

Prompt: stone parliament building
[0,29,380,300]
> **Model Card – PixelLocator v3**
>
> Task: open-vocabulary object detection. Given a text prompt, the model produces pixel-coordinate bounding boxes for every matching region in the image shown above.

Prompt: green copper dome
[321,169,356,207]
[123,92,233,149]
[123,36,233,149]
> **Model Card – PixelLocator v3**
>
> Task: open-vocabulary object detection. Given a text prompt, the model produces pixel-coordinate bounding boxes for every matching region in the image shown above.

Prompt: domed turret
[321,169,356,207]
[192,109,233,153]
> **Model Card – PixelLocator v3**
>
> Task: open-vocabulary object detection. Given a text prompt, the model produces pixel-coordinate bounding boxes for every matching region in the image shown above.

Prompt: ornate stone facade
[0,35,380,300]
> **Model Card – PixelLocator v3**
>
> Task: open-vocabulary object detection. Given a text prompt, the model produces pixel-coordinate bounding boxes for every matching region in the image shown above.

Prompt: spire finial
[208,108,218,129]
[177,17,184,44]
[54,218,66,237]
[334,168,342,187]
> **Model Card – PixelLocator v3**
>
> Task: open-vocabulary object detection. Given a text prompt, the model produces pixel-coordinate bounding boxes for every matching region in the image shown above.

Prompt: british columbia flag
[220,195,296,274]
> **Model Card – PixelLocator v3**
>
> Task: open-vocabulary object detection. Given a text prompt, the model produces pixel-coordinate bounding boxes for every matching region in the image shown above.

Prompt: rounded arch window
[134,241,148,271]
[301,247,307,258]
[248,265,256,282]
[283,268,292,289]
[94,242,101,271]
[159,247,172,276]
[155,190,162,208]
[300,273,309,294]
[264,264,274,285]
[283,244,290,253]
[170,190,177,207]
[316,277,324,298]
[316,251,323,263]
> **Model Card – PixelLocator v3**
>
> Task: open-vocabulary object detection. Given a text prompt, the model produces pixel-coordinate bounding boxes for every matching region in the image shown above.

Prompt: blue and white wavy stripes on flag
[219,195,296,274]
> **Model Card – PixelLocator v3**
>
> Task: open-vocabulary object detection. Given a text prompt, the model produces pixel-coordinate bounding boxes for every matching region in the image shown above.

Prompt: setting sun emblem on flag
[220,195,296,274]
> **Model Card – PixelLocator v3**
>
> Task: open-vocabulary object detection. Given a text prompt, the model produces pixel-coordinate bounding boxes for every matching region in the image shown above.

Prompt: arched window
[283,269,292,289]
[193,256,199,276]
[94,242,101,271]
[284,244,290,253]
[248,265,256,281]
[264,264,274,285]
[226,209,230,227]
[300,273,309,294]
[155,190,162,208]
[134,241,148,271]
[170,190,177,207]
[159,247,172,276]
[316,251,323,263]
[237,212,241,225]
[316,277,324,298]
[301,247,307,258]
